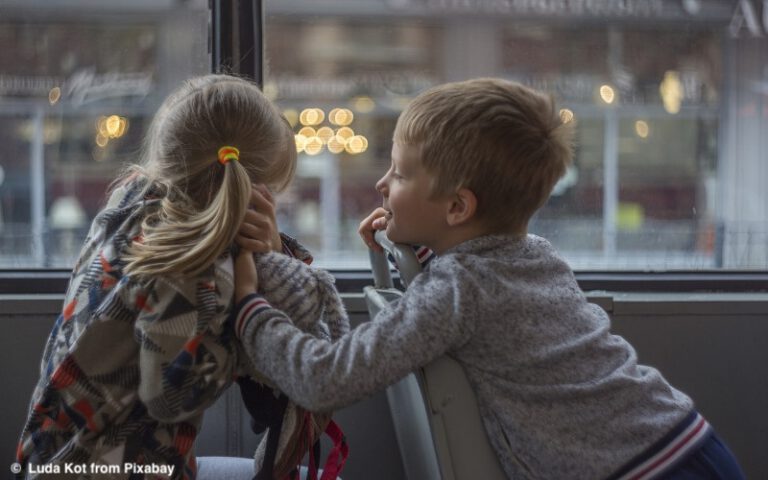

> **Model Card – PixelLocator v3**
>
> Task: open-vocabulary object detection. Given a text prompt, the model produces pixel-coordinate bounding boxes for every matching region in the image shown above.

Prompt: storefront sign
[273,71,436,100]
[64,68,152,105]
[730,0,768,37]
[387,0,665,17]
[0,75,59,97]
[0,68,152,104]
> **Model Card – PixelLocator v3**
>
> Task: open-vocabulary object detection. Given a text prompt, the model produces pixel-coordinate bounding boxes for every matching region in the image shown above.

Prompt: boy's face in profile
[376,143,453,251]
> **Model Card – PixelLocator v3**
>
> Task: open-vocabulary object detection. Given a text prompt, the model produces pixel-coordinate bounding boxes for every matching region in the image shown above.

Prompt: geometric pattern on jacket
[16,177,240,480]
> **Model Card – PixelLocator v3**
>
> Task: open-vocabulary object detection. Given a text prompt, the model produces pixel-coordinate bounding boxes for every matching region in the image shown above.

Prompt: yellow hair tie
[218,146,240,165]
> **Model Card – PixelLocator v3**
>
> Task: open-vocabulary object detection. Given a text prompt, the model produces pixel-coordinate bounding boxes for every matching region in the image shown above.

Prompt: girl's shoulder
[105,174,161,208]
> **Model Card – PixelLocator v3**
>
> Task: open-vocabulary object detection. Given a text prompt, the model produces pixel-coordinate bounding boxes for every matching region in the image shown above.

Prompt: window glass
[3,1,767,272]
[264,1,768,270]
[0,1,209,267]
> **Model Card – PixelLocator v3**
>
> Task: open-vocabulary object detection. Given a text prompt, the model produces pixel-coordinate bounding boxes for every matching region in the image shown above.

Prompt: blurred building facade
[0,0,766,269]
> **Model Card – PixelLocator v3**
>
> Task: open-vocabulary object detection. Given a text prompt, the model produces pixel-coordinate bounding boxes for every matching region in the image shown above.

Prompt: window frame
[2,269,767,296]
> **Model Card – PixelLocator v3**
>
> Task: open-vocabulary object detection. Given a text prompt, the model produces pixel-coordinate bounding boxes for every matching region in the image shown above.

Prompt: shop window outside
[1,1,766,272]
[0,2,209,268]
[263,2,768,270]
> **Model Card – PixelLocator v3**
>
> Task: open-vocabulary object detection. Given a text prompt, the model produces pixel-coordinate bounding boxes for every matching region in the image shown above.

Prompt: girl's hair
[393,78,574,234]
[120,74,297,277]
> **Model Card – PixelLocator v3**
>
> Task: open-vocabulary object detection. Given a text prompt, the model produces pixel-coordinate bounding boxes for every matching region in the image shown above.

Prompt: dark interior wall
[609,300,768,478]
[2,294,766,480]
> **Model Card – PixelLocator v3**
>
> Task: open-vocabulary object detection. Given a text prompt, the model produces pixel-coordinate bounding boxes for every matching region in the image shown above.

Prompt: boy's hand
[358,207,389,253]
[234,248,258,303]
[236,184,282,253]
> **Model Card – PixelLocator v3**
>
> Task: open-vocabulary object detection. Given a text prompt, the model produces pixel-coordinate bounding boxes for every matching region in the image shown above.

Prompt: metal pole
[210,0,262,85]
[210,0,232,73]
[603,27,621,260]
[31,106,46,266]
[321,153,341,259]
[603,107,618,259]
[208,0,262,457]
[242,0,263,87]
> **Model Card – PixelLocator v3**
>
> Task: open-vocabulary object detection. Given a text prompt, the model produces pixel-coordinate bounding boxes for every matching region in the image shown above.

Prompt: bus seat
[364,231,507,480]
[421,354,508,480]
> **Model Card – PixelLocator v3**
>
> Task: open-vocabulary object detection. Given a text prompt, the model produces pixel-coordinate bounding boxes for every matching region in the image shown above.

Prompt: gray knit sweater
[237,234,694,479]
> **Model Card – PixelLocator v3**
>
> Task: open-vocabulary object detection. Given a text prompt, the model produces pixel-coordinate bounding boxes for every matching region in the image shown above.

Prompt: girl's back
[16,74,297,480]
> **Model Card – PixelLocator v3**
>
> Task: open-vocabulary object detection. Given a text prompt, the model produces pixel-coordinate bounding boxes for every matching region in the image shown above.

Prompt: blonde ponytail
[120,74,296,278]
[124,159,251,277]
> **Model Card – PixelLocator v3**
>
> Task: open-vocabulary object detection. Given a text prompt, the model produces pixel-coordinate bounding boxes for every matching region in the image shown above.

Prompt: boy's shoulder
[429,233,569,280]
[440,233,551,260]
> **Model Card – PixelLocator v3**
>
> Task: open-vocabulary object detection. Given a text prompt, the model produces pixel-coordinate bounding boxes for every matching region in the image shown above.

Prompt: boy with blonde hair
[233,78,744,479]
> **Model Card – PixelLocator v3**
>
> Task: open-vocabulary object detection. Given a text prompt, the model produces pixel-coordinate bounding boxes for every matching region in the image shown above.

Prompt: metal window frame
[1,269,766,296]
[210,0,263,84]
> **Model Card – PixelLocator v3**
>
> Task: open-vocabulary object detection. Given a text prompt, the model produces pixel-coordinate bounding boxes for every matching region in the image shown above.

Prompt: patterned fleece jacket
[14,177,324,480]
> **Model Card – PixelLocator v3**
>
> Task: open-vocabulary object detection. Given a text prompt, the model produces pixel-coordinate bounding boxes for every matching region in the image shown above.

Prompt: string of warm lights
[291,107,369,155]
[83,76,681,156]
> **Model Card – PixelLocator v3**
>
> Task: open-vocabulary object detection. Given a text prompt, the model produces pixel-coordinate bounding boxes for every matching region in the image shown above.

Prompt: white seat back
[365,231,507,480]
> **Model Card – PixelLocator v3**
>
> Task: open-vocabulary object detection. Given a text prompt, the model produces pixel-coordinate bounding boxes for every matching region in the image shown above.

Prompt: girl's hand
[236,184,282,253]
[234,248,258,303]
[357,207,389,253]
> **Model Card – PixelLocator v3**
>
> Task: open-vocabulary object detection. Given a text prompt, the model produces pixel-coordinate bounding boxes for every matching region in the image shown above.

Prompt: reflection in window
[0,2,209,267]
[2,1,767,272]
[264,1,768,270]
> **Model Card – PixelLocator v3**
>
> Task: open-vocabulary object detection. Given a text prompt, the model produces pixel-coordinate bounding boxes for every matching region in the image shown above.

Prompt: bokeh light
[599,85,616,104]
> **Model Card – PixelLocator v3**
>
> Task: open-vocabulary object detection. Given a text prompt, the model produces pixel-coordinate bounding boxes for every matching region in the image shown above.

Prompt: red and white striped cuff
[235,294,272,338]
[617,412,711,480]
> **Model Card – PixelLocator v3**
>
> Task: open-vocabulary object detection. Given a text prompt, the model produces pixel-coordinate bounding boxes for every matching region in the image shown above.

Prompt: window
[0,1,209,268]
[263,1,768,270]
[1,0,766,274]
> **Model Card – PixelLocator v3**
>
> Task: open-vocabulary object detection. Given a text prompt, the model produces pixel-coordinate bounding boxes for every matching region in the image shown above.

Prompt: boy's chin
[384,225,406,244]
[386,226,418,247]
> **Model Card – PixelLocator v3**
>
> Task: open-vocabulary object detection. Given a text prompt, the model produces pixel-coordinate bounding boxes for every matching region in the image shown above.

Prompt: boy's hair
[393,78,574,233]
[121,74,297,277]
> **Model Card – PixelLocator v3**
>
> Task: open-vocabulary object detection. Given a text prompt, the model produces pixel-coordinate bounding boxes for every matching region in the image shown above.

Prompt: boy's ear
[446,187,478,226]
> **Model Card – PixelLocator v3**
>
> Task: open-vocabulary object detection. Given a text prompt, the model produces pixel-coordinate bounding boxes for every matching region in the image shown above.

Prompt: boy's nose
[375,175,388,195]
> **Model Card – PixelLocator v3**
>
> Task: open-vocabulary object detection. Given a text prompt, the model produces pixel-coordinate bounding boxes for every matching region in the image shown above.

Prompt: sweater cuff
[234,293,272,339]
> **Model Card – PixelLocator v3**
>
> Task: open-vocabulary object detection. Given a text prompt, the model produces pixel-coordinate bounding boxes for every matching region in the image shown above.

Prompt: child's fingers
[238,221,262,239]
[358,222,380,251]
[358,207,388,252]
[240,202,281,251]
[238,222,270,245]
[235,234,272,254]
[250,183,275,212]
[357,207,387,233]
[254,183,275,203]
[241,209,272,230]
[372,217,388,230]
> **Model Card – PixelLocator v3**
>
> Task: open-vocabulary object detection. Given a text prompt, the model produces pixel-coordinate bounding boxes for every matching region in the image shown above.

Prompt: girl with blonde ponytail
[16,74,312,480]
[123,74,296,277]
